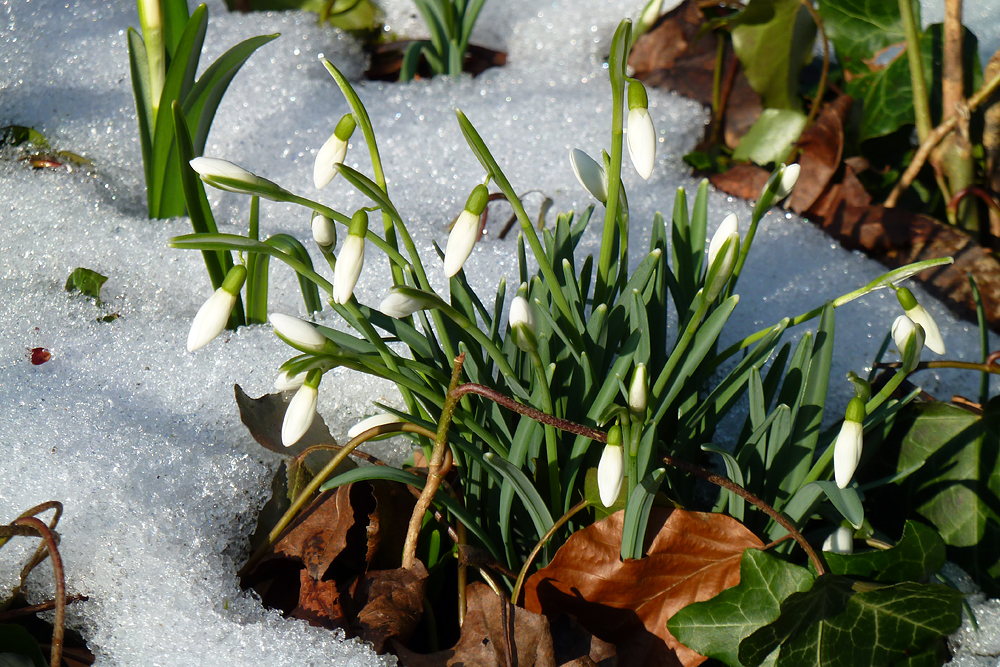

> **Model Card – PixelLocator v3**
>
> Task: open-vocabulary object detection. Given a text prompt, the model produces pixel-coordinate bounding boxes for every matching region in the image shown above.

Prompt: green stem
[511,498,591,605]
[899,0,932,142]
[652,297,710,396]
[530,349,561,516]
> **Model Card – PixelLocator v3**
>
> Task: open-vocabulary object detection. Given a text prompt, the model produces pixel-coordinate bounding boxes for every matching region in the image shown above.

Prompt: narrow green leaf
[484,451,554,542]
[620,467,665,560]
[265,234,323,313]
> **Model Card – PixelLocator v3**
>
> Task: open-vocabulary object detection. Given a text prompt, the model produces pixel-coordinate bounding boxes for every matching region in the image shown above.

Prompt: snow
[1,0,999,664]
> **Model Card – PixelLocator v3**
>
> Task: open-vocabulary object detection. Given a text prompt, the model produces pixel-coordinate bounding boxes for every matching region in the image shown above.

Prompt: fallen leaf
[395,582,556,667]
[294,568,350,630]
[274,486,356,580]
[709,162,771,201]
[234,384,338,457]
[524,508,765,667]
[353,562,429,652]
[787,95,852,214]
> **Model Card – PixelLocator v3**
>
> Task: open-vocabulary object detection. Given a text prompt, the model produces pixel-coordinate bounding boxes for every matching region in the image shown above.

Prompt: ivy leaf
[817,0,912,74]
[823,520,945,583]
[769,581,964,666]
[896,399,1000,594]
[64,267,108,303]
[668,548,814,667]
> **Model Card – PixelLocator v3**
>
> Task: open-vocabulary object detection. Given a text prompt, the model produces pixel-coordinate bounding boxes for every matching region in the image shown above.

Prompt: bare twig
[874,357,1000,375]
[0,594,87,622]
[663,455,826,575]
[11,517,65,667]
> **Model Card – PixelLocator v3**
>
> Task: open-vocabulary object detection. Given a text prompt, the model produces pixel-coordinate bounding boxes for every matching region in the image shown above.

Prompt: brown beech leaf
[395,582,556,667]
[274,485,356,580]
[234,384,338,457]
[293,568,350,630]
[549,614,617,667]
[524,508,764,667]
[367,479,415,570]
[352,562,429,652]
[788,95,853,214]
[709,162,771,201]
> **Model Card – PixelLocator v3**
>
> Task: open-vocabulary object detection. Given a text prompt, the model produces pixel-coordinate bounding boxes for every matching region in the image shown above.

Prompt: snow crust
[1,0,999,664]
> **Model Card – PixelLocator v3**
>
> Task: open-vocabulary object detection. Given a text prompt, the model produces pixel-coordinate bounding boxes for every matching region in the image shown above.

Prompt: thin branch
[886,67,1000,207]
[874,357,1000,375]
[11,517,65,667]
[662,455,826,575]
[0,594,87,622]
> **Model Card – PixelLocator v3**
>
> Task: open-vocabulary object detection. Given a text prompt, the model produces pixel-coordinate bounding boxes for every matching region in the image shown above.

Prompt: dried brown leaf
[788,95,853,214]
[395,582,556,667]
[524,509,764,667]
[292,568,350,630]
[353,562,429,652]
[709,162,771,201]
[273,486,355,579]
[234,384,337,457]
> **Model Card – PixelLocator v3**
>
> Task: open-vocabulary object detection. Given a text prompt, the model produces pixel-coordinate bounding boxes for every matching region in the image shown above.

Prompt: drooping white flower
[444,184,489,277]
[379,287,431,319]
[269,313,328,353]
[282,369,321,447]
[892,315,925,370]
[186,265,246,352]
[628,363,648,416]
[347,413,402,440]
[833,397,866,489]
[333,209,368,305]
[776,163,800,200]
[509,294,537,353]
[598,441,625,508]
[274,369,307,392]
[189,157,286,200]
[626,81,655,180]
[314,113,356,189]
[569,148,609,203]
[311,213,337,248]
[822,526,854,554]
[636,0,664,34]
[704,213,740,300]
[896,287,945,355]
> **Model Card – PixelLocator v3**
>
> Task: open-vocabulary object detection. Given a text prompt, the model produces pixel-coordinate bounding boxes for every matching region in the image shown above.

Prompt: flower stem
[6,517,66,667]
[511,498,591,605]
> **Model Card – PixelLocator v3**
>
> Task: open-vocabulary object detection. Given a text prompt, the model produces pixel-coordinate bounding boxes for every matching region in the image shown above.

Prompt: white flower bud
[347,413,402,439]
[833,397,866,489]
[892,315,925,369]
[776,164,800,200]
[896,288,944,355]
[314,114,356,189]
[269,313,328,353]
[311,213,337,248]
[628,364,648,415]
[509,295,537,353]
[444,184,489,277]
[282,373,319,447]
[704,213,740,301]
[597,442,624,508]
[186,265,246,352]
[189,157,286,200]
[333,234,365,305]
[569,148,609,203]
[822,526,854,554]
[379,288,429,319]
[626,108,656,180]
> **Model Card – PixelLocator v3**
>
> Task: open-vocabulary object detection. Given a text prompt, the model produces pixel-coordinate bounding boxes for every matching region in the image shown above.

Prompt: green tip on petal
[348,209,369,237]
[465,183,490,216]
[845,396,866,424]
[627,80,648,110]
[896,287,918,310]
[334,113,357,141]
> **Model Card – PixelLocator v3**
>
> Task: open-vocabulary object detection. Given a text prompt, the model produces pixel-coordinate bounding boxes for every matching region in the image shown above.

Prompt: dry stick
[874,358,1000,375]
[886,68,1000,207]
[0,594,88,622]
[511,498,591,606]
[662,455,826,575]
[402,353,467,570]
[10,517,65,667]
[239,421,438,578]
[450,383,609,443]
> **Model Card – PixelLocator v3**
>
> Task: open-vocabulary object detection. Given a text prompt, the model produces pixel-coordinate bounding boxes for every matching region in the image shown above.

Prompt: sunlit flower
[189,157,286,200]
[282,369,321,447]
[775,163,800,200]
[896,287,944,355]
[347,413,402,439]
[269,312,328,353]
[705,213,740,300]
[892,315,925,370]
[379,287,431,318]
[509,294,537,353]
[569,148,608,203]
[311,212,337,248]
[822,526,853,554]
[334,209,368,304]
[636,0,664,34]
[598,438,624,508]
[444,184,489,277]
[628,363,648,415]
[186,265,246,352]
[626,81,655,180]
[314,113,356,189]
[833,397,866,489]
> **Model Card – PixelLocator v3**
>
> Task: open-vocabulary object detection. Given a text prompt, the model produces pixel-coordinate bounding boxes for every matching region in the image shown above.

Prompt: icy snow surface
[1,0,1000,664]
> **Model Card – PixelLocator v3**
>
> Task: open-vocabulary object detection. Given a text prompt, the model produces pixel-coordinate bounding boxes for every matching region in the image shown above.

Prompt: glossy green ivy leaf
[65,267,108,303]
[731,0,815,111]
[768,581,964,666]
[817,0,912,73]
[823,520,945,583]
[897,399,1000,594]
[668,548,814,667]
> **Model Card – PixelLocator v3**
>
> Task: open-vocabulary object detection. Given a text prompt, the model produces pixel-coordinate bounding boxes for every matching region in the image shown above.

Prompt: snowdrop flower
[311,212,337,248]
[314,113,356,189]
[282,369,321,447]
[347,413,402,440]
[636,0,664,34]
[189,157,286,200]
[705,213,740,300]
[895,287,944,355]
[569,148,608,203]
[274,359,334,391]
[444,184,489,277]
[626,80,655,180]
[892,315,925,371]
[598,425,625,508]
[834,397,866,489]
[334,209,368,304]
[775,163,800,200]
[379,287,432,319]
[269,312,328,353]
[628,363,648,416]
[509,294,537,353]
[822,526,854,554]
[186,265,246,352]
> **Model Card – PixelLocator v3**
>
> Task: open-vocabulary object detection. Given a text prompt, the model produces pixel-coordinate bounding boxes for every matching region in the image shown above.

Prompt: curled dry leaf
[524,508,764,667]
[353,562,429,652]
[234,384,337,457]
[394,582,556,667]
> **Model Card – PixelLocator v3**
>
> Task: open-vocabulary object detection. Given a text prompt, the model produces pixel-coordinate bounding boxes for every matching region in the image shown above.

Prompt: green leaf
[731,0,815,110]
[732,109,807,166]
[811,480,864,529]
[817,0,911,70]
[824,520,946,583]
[65,267,108,303]
[766,580,964,667]
[0,125,49,149]
[483,452,554,543]
[896,399,1000,593]
[620,467,665,560]
[668,549,814,667]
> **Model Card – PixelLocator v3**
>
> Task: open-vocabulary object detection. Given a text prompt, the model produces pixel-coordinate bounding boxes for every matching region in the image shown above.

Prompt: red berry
[30,348,51,365]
